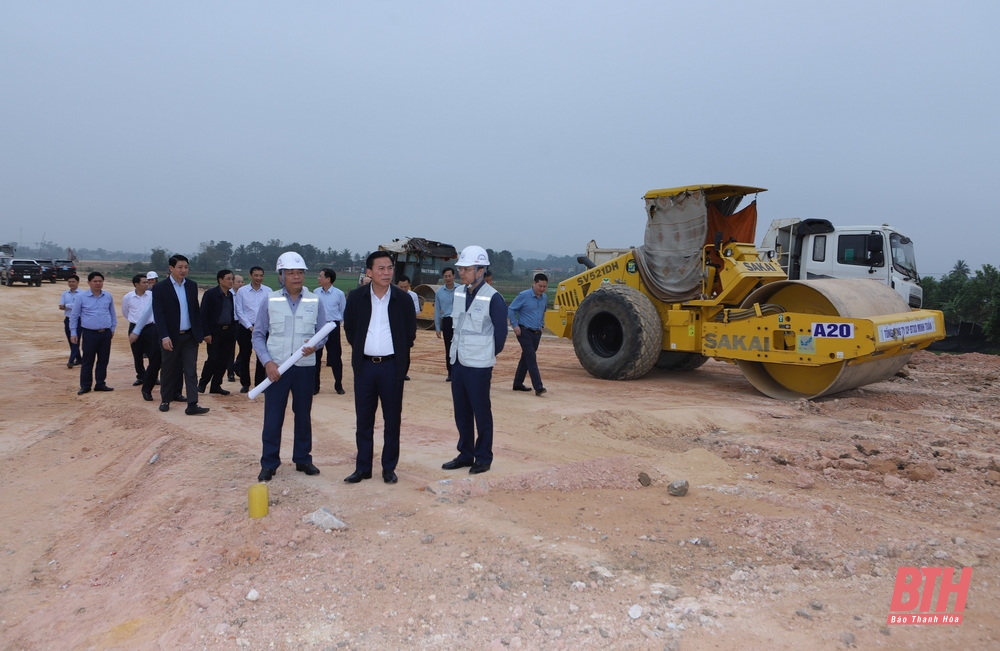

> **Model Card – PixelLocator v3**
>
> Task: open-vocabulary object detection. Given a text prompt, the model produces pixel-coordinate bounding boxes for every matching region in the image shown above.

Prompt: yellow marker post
[248,482,269,519]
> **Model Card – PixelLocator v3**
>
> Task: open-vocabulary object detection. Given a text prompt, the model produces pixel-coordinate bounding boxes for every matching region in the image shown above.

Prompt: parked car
[36,259,57,283]
[1,258,43,286]
[54,259,77,280]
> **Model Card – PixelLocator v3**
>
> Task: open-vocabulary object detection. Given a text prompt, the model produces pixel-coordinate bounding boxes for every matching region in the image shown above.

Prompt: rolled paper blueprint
[247,321,337,399]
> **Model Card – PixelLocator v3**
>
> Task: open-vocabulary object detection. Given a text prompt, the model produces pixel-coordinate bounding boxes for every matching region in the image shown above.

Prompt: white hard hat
[276,251,307,272]
[456,245,489,267]
[146,271,158,280]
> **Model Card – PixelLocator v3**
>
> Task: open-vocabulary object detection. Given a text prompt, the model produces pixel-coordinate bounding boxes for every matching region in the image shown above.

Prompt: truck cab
[760,218,923,308]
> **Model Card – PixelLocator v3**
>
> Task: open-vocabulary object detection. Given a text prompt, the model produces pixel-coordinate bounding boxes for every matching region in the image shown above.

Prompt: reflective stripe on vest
[265,290,319,367]
[451,282,498,368]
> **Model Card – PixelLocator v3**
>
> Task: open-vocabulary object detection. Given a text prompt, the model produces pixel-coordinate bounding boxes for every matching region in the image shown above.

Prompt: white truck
[758,218,923,309]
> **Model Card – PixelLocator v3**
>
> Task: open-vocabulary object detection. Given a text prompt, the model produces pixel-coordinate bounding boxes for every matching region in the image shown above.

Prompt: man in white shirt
[396,276,421,381]
[122,273,153,386]
[234,266,272,393]
[315,268,347,395]
[396,276,421,313]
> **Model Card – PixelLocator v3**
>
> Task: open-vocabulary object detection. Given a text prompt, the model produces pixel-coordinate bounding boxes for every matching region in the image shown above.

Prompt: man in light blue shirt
[434,267,457,381]
[253,252,328,481]
[59,274,83,367]
[314,268,347,395]
[69,271,117,395]
[508,273,549,395]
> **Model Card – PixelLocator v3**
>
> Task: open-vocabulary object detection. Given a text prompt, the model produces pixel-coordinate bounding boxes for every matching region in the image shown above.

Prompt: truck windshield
[890,233,919,279]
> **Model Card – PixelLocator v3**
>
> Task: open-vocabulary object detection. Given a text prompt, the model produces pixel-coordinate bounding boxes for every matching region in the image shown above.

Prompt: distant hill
[512,249,578,260]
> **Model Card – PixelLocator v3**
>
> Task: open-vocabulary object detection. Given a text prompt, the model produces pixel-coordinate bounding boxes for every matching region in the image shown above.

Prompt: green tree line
[922,260,1000,344]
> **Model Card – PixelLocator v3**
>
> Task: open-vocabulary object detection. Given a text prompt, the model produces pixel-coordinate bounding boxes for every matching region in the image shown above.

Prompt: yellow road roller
[544,184,945,399]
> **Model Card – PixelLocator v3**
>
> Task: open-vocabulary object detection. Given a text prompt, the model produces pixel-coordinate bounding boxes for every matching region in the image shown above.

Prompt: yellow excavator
[544,184,945,399]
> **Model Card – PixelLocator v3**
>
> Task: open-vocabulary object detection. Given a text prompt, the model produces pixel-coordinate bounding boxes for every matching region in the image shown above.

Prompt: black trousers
[441,316,454,377]
[353,358,404,473]
[79,327,112,390]
[513,328,543,390]
[139,327,162,394]
[160,331,199,405]
[64,317,81,365]
[236,324,266,390]
[200,324,236,390]
[314,323,344,390]
[127,322,147,381]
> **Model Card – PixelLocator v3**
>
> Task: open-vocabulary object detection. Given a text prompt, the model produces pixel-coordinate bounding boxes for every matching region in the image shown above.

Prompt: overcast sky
[2,1,996,276]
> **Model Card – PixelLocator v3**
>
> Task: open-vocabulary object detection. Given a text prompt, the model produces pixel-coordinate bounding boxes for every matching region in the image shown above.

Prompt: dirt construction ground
[1,277,999,650]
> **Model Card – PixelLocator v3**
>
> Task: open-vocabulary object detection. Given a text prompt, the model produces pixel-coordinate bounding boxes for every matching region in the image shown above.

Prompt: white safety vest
[450,282,498,368]
[265,288,319,367]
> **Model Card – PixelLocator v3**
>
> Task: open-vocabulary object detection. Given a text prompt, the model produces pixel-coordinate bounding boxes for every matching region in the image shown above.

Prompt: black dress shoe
[442,457,474,470]
[67,362,74,369]
[535,388,547,396]
[228,373,236,382]
[185,404,210,415]
[383,470,398,484]
[173,394,187,402]
[240,387,249,394]
[94,385,114,392]
[470,463,491,474]
[313,387,320,395]
[159,402,170,412]
[336,387,345,395]
[296,463,320,475]
[446,375,452,382]
[141,390,153,401]
[404,375,410,381]
[258,467,276,481]
[132,379,143,386]
[77,388,91,395]
[344,470,372,483]
[512,384,531,392]
[209,388,230,396]
[197,383,207,394]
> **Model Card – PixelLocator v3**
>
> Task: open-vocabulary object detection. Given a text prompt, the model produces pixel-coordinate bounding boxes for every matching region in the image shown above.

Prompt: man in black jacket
[342,251,417,484]
[198,269,236,396]
[150,254,209,415]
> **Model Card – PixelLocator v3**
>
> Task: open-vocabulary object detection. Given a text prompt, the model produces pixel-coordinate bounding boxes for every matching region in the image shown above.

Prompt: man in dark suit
[342,251,417,484]
[151,254,209,415]
[198,269,236,396]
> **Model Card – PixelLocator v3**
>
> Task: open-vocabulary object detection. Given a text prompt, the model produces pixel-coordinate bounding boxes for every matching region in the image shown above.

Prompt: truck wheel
[572,284,661,380]
[655,351,708,371]
[35,280,42,287]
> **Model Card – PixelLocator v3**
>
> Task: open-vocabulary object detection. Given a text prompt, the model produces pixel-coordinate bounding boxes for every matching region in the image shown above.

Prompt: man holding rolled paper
[252,252,328,482]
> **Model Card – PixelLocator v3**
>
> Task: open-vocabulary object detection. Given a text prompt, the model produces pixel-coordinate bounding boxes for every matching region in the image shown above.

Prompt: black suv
[36,259,58,283]
[55,259,77,280]
[1,259,43,286]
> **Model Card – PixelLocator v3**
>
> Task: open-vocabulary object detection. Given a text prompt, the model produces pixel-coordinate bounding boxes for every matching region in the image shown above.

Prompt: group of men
[61,245,551,487]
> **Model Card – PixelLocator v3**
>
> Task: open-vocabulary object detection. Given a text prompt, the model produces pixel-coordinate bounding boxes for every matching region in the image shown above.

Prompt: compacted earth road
[1,277,998,649]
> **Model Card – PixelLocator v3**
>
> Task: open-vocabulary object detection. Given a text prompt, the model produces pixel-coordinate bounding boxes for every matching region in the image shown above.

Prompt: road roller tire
[655,351,709,371]
[735,279,913,400]
[572,285,660,380]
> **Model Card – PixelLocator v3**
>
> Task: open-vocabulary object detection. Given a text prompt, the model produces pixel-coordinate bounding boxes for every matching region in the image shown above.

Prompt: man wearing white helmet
[441,245,508,475]
[252,252,328,482]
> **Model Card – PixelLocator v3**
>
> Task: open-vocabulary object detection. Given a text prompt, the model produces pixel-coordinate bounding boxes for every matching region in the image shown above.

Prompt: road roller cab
[545,184,945,400]
[376,237,459,328]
